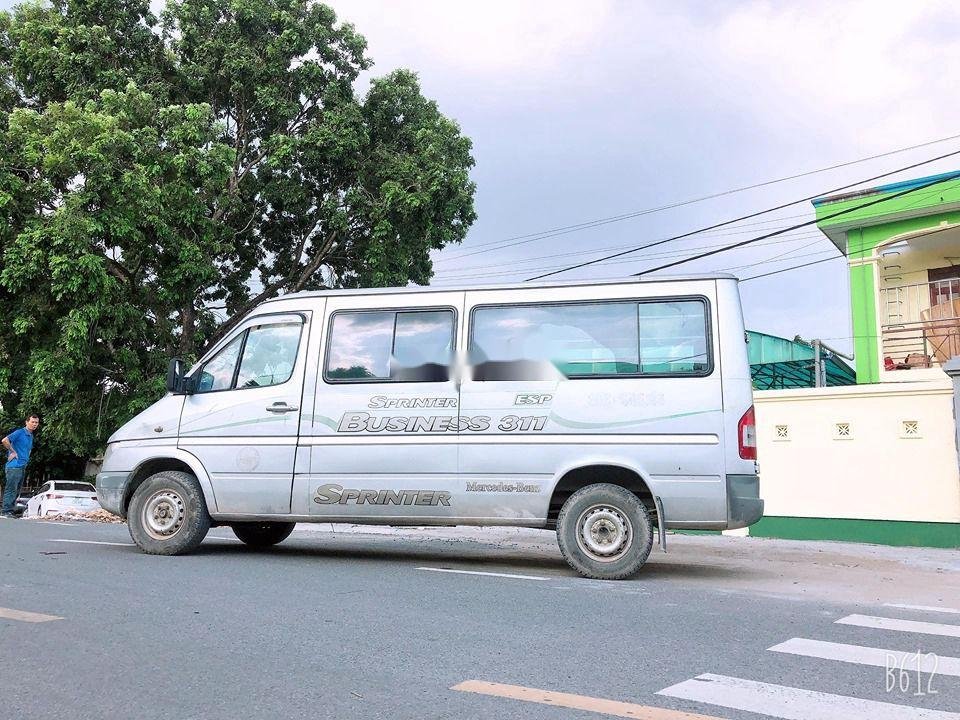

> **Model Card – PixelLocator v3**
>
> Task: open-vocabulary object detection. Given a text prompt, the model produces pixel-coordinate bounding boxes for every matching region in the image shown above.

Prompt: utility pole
[812,340,824,387]
[798,336,854,388]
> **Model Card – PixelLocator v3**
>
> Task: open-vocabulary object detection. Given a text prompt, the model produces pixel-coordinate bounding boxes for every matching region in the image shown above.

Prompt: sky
[5,0,960,357]
[328,0,960,357]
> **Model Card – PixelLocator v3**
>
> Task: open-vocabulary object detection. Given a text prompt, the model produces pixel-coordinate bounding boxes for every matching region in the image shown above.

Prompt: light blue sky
[5,1,960,357]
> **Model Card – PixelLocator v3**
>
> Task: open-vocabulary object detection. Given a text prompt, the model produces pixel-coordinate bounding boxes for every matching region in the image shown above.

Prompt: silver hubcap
[576,505,632,562]
[142,490,185,541]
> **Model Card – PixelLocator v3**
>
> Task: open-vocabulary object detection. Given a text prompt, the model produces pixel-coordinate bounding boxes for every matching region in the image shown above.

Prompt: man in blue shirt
[2,414,40,517]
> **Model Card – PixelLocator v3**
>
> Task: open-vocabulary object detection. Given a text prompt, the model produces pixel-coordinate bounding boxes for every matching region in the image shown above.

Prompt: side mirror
[166,358,187,394]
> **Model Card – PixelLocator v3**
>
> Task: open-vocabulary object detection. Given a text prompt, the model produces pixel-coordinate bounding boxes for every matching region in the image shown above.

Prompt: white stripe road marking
[885,603,960,615]
[769,638,960,677]
[417,567,551,581]
[657,673,960,720]
[0,606,63,623]
[50,538,243,547]
[836,614,960,638]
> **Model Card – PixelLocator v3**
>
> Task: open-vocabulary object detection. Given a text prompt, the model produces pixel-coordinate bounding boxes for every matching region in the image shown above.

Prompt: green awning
[747,331,856,390]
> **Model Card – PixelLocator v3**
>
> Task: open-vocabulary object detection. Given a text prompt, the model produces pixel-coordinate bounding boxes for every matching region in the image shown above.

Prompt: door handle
[266,402,299,413]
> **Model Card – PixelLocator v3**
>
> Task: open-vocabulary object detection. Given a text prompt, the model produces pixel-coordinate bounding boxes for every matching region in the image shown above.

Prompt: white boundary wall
[754,380,960,523]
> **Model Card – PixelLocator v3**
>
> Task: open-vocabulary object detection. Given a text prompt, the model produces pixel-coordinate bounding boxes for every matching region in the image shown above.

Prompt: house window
[928,266,960,310]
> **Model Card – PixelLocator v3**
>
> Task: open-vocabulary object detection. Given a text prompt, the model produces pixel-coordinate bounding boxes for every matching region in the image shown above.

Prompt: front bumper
[95,472,130,517]
[726,473,764,529]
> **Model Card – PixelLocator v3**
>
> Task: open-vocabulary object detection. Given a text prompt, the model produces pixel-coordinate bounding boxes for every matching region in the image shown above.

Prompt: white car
[26,481,101,518]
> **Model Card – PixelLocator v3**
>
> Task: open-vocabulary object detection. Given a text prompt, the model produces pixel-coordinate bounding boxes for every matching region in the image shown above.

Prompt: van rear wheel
[128,471,211,555]
[231,522,296,547]
[556,483,653,580]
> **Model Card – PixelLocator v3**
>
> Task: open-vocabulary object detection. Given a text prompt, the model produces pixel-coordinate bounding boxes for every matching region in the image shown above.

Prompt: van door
[297,292,463,521]
[179,312,310,515]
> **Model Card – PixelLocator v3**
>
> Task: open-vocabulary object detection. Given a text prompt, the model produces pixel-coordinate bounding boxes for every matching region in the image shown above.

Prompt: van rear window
[470,298,710,379]
[325,309,455,382]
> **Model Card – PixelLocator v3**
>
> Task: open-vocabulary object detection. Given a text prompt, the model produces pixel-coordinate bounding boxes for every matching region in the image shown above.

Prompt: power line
[440,133,960,262]
[717,240,833,273]
[434,211,814,268]
[740,221,960,282]
[433,235,826,284]
[740,256,841,282]
[635,171,960,276]
[432,230,826,282]
[440,160,950,280]
[526,148,960,282]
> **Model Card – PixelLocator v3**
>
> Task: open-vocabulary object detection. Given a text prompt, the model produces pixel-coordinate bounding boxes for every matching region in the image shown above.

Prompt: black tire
[556,483,653,580]
[231,522,296,547]
[128,471,211,555]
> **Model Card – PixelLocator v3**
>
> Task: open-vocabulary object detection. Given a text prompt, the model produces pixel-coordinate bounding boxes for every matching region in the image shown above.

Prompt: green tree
[0,0,476,474]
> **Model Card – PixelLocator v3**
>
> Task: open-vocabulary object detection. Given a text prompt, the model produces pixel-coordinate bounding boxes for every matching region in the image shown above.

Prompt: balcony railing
[880,279,960,370]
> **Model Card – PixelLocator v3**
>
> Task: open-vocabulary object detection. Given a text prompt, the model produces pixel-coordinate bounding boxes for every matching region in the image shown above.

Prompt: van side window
[196,333,244,392]
[325,309,454,382]
[470,302,639,378]
[469,299,710,379]
[235,323,302,388]
[638,300,709,374]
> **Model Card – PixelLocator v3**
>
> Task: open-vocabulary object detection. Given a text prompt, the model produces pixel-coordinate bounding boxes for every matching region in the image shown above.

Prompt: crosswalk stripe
[452,680,723,719]
[836,614,960,638]
[885,603,960,616]
[0,606,62,623]
[657,673,960,720]
[769,638,960,677]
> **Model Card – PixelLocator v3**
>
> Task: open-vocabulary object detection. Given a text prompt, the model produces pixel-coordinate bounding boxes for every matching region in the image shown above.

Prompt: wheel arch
[547,462,657,529]
[122,451,217,517]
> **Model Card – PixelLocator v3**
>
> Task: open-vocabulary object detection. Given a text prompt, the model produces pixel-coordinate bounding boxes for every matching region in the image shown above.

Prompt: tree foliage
[0,0,476,470]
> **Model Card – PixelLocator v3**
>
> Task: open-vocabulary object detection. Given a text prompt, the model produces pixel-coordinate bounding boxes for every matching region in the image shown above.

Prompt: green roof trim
[814,171,960,232]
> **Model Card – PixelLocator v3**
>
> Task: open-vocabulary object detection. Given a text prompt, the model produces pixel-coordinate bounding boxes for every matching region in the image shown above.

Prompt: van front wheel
[231,522,296,547]
[128,471,211,555]
[556,483,653,580]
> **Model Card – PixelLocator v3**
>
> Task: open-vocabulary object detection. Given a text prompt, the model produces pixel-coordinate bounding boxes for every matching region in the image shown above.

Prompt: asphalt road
[1,519,958,720]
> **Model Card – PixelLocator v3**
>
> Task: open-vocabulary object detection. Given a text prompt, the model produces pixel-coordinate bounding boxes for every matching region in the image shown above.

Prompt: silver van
[96,275,762,579]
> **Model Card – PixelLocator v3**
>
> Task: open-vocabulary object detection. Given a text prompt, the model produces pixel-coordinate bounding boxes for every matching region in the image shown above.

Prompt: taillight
[738,405,757,460]
[46,494,64,499]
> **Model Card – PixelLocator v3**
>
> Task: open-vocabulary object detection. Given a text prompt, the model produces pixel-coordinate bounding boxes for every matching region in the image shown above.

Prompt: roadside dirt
[301,523,960,608]
[22,509,124,523]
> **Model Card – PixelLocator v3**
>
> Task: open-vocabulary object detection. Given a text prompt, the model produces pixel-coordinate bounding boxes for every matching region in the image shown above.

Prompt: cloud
[703,1,960,149]
[331,0,615,77]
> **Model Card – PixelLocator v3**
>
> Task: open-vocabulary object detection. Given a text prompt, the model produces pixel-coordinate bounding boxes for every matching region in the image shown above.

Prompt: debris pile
[29,509,125,524]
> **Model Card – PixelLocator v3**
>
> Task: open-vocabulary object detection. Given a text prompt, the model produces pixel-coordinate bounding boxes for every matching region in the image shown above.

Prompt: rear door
[179,312,310,514]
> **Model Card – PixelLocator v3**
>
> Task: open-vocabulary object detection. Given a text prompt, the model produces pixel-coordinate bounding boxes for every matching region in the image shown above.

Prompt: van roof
[263,273,737,304]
